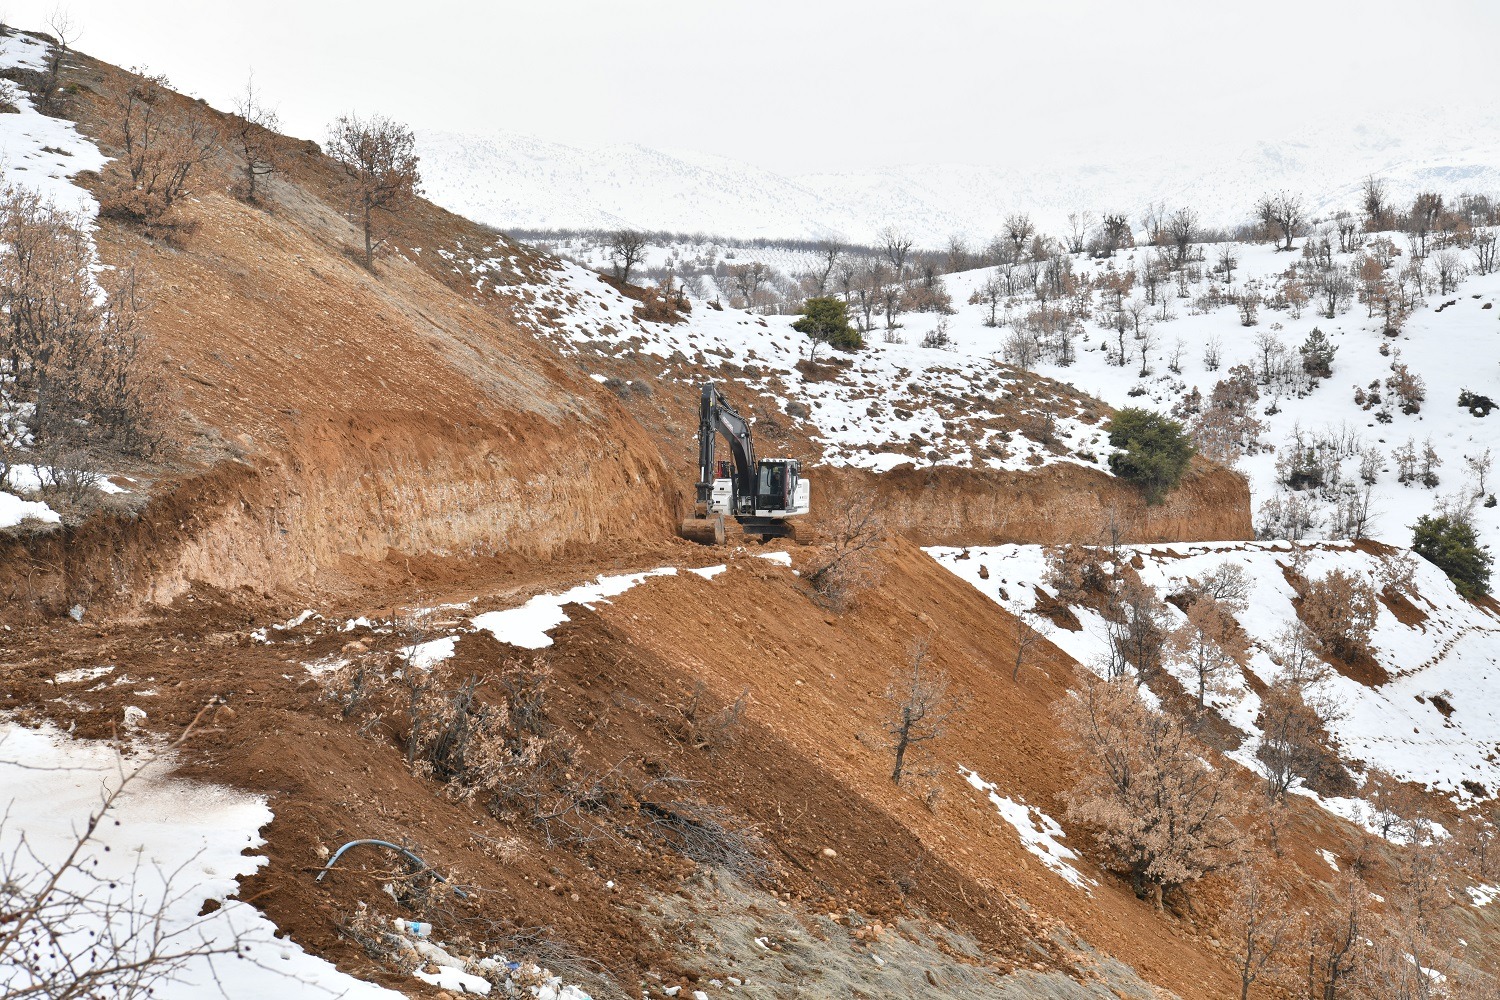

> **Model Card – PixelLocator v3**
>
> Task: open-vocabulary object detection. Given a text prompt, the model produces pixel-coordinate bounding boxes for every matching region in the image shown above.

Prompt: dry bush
[1300,568,1379,661]
[1058,676,1249,907]
[1041,543,1110,605]
[0,187,164,470]
[100,71,219,226]
[322,653,581,835]
[667,681,749,753]
[805,488,884,610]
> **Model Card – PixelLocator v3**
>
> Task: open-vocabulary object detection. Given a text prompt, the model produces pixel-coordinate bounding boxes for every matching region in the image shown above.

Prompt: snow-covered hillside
[419,110,1500,245]
[930,541,1500,799]
[440,240,1113,475]
[883,239,1500,554]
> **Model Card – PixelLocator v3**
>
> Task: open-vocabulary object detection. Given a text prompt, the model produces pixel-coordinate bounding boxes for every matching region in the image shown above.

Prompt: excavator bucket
[679,515,725,546]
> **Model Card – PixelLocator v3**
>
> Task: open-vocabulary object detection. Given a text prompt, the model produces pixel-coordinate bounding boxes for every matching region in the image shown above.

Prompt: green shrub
[793,296,861,359]
[1411,514,1492,599]
[1106,408,1195,505]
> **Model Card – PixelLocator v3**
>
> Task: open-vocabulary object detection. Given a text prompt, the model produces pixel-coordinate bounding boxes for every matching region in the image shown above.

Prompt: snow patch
[960,766,1094,891]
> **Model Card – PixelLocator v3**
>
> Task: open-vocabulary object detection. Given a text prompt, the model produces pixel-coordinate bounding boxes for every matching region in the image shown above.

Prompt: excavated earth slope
[0,44,1371,1000]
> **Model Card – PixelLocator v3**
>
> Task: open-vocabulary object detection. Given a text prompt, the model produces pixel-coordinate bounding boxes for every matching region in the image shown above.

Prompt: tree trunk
[890,730,909,784]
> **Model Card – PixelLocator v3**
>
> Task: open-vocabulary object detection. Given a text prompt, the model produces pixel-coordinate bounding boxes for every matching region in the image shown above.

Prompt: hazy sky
[8,0,1496,173]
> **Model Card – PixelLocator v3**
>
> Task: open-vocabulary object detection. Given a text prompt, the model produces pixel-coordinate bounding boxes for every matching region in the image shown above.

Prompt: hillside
[3,21,1500,1000]
[418,109,1500,244]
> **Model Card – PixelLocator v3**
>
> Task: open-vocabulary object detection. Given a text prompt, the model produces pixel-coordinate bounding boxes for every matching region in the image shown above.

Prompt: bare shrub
[640,797,769,881]
[1300,568,1379,662]
[1058,676,1249,907]
[805,488,884,610]
[885,640,964,785]
[100,71,219,226]
[0,187,162,462]
[668,682,749,753]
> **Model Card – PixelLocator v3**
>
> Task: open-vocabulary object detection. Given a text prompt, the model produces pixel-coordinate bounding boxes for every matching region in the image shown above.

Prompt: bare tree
[812,240,843,294]
[1434,249,1464,295]
[326,113,422,268]
[1011,619,1049,682]
[728,260,770,312]
[40,7,82,112]
[1170,599,1241,708]
[1362,175,1391,231]
[1257,191,1305,251]
[885,640,962,784]
[1219,863,1302,1000]
[1473,229,1498,276]
[1098,213,1132,255]
[605,229,648,285]
[102,72,220,224]
[1064,211,1094,255]
[1004,213,1036,258]
[968,273,1004,327]
[943,234,971,273]
[878,226,915,280]
[229,73,280,202]
[1164,207,1199,267]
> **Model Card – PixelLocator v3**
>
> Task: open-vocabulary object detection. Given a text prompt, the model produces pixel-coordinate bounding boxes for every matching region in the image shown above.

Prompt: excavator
[679,382,810,545]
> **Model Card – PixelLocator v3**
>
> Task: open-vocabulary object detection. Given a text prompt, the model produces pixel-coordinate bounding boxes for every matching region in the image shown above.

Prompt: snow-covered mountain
[418,109,1500,246]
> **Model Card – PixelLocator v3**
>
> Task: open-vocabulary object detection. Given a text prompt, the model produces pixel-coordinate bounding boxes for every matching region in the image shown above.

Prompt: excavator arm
[693,382,756,513]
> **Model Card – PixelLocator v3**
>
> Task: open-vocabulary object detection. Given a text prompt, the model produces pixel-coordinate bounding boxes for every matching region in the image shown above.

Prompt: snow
[401,635,458,669]
[960,766,1094,892]
[0,487,58,527]
[53,664,115,684]
[420,109,1500,244]
[0,724,402,999]
[930,541,1500,799]
[471,567,679,648]
[1470,883,1500,907]
[0,32,108,218]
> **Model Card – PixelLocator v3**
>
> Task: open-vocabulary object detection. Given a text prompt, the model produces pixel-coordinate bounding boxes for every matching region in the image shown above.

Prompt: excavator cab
[753,459,809,517]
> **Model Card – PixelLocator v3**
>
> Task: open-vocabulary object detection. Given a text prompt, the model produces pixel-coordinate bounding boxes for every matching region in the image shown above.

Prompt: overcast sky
[8,0,1496,174]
